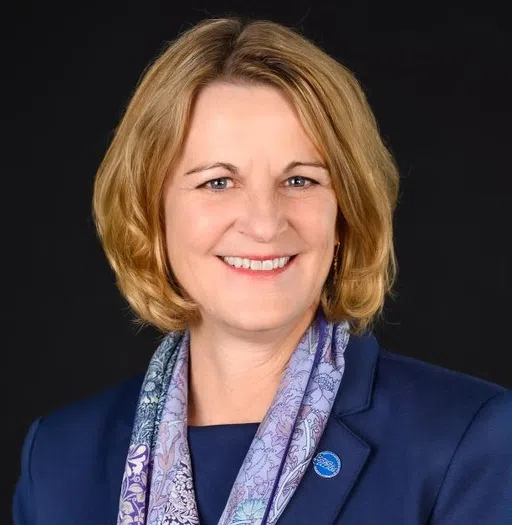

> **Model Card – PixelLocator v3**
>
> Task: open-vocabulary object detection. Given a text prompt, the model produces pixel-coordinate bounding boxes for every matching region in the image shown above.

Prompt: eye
[285,175,318,189]
[200,177,233,191]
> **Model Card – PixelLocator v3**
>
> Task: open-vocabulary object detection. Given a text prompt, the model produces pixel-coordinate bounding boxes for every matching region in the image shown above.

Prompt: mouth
[216,254,298,277]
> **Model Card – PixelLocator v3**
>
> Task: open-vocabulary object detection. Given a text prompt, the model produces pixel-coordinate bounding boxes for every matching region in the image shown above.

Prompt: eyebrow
[184,160,328,176]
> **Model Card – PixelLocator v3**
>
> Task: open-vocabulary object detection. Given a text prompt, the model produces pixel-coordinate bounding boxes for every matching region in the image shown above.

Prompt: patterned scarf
[117,306,350,524]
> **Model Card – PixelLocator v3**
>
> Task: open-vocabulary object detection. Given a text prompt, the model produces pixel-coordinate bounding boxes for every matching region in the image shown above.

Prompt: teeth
[222,256,292,270]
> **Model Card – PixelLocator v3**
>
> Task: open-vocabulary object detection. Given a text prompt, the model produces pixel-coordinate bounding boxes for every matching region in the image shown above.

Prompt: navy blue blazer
[13,332,512,524]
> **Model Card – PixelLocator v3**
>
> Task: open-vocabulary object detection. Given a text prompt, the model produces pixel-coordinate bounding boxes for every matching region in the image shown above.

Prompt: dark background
[6,2,511,521]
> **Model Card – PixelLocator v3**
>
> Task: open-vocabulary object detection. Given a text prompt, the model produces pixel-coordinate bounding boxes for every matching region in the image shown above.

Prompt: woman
[13,16,511,525]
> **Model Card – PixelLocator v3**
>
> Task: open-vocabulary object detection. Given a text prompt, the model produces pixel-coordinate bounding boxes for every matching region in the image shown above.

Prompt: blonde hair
[92,16,399,335]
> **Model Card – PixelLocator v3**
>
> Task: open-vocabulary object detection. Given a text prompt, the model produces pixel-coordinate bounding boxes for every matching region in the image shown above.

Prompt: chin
[214,300,306,332]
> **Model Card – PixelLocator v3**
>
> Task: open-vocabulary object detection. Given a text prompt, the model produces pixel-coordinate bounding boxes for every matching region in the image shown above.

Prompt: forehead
[180,82,322,162]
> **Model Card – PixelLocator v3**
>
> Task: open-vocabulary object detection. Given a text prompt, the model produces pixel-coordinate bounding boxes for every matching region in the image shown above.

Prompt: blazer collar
[107,330,380,523]
[334,330,379,417]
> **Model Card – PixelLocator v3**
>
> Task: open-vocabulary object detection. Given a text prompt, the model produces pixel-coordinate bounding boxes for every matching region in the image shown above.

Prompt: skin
[162,81,339,426]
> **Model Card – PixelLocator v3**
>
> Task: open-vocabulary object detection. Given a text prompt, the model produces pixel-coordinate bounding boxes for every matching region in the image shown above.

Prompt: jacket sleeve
[429,390,512,524]
[12,417,43,525]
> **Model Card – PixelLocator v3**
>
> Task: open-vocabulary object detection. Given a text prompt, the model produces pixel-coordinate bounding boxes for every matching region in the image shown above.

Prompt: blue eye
[286,176,317,188]
[200,176,318,192]
[202,178,231,191]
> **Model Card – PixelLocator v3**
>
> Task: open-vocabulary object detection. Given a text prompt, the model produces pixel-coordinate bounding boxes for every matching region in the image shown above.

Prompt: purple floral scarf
[117,307,350,524]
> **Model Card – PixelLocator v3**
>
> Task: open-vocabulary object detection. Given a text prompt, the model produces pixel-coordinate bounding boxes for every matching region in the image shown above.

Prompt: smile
[217,255,298,276]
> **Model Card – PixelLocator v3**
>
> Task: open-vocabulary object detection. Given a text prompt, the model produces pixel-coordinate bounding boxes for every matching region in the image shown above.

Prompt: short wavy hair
[92,16,399,335]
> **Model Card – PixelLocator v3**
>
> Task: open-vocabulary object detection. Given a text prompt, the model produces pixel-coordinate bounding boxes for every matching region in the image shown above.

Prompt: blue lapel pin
[313,451,341,478]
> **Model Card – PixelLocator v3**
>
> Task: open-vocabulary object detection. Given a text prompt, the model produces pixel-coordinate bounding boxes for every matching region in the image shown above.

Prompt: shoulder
[376,346,509,412]
[41,373,144,433]
[344,331,510,428]
[372,350,512,523]
[372,345,511,467]
[27,373,144,464]
[13,374,145,522]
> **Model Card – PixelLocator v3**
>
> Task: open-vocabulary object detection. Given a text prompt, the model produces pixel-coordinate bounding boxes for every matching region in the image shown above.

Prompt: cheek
[164,195,225,250]
[293,195,338,240]
[163,196,189,256]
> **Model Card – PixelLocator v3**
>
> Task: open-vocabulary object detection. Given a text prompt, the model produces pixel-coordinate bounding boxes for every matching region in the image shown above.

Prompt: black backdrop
[6,2,511,521]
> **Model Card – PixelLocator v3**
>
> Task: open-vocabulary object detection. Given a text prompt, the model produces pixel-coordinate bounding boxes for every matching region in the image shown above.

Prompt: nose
[239,188,287,243]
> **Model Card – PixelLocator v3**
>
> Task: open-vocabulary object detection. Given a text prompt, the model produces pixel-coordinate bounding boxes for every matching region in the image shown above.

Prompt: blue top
[13,332,512,524]
[187,422,259,524]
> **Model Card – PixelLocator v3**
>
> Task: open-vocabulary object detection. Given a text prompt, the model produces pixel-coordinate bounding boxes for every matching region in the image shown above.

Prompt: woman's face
[163,82,339,332]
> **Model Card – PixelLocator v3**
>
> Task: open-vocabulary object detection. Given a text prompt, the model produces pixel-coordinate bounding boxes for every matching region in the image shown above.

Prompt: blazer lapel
[277,332,379,524]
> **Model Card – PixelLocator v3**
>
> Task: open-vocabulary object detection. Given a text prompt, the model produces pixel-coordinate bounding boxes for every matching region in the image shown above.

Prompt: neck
[187,303,319,426]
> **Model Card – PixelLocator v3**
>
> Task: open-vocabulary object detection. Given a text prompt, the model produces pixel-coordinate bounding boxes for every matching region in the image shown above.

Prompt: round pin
[313,451,341,478]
